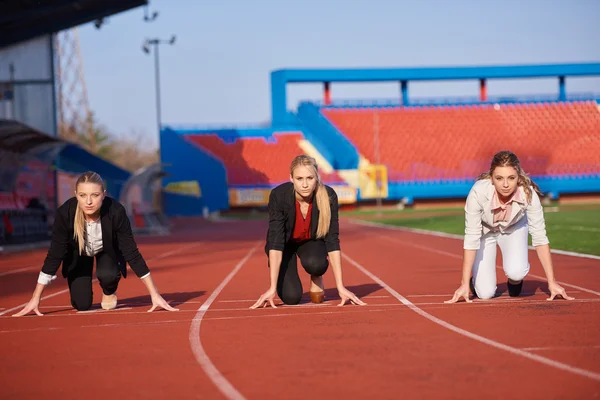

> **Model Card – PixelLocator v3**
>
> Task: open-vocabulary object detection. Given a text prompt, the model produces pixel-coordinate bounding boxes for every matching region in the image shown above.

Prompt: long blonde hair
[290,155,331,239]
[73,171,105,255]
[477,150,543,204]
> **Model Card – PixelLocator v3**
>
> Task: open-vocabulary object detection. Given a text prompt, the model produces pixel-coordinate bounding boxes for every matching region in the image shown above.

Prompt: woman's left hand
[148,294,180,312]
[547,281,575,301]
[337,286,367,306]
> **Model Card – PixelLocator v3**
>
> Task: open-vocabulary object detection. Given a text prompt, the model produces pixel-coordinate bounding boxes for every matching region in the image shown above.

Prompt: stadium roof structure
[0,119,69,192]
[0,119,132,195]
[272,63,600,83]
[0,0,148,48]
[270,62,600,125]
[0,119,68,159]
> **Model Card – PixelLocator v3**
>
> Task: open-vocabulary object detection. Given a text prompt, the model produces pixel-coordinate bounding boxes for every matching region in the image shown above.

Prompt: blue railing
[163,126,303,137]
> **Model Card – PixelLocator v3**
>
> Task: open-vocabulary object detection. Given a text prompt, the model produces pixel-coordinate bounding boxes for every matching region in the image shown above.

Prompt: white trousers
[472,217,530,299]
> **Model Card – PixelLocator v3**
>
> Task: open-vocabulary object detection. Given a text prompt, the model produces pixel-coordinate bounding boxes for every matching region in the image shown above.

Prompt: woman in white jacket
[446,150,574,303]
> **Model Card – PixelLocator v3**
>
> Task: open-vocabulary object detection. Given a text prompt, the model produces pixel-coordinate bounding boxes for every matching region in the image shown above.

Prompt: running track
[0,218,598,399]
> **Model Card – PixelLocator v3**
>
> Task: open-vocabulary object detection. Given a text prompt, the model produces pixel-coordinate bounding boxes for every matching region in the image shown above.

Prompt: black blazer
[41,196,149,279]
[265,182,340,253]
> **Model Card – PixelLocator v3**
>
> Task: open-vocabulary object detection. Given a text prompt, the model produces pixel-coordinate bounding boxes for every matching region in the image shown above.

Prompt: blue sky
[78,0,600,148]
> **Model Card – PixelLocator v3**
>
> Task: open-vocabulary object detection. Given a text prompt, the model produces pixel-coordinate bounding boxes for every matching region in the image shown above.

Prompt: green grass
[380,214,466,236]
[340,206,463,216]
[359,206,600,256]
[542,209,600,255]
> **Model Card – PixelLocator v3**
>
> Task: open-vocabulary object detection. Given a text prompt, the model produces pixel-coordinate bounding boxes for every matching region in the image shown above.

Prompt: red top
[292,200,312,242]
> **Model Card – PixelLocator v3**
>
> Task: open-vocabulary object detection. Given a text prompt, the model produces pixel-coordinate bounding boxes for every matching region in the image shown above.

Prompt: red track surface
[1,219,599,399]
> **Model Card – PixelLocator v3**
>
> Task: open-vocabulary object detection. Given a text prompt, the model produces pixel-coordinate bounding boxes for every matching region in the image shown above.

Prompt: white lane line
[0,281,99,317]
[205,298,600,311]
[523,345,600,352]
[188,242,260,400]
[406,291,582,298]
[0,266,36,278]
[342,252,600,382]
[552,225,600,233]
[3,298,600,335]
[0,319,192,334]
[379,234,600,297]
[217,295,391,303]
[4,296,598,321]
[350,219,600,261]
[76,307,133,314]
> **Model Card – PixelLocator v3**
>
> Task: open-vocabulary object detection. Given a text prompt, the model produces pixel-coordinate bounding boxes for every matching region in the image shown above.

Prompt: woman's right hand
[250,287,278,309]
[444,284,473,304]
[12,297,43,317]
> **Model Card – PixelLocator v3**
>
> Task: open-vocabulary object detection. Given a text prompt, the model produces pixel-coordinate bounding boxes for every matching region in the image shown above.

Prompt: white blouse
[463,179,550,250]
[83,218,103,256]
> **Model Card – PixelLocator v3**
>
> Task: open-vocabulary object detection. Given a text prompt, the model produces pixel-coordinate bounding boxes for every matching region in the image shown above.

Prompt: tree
[77,111,116,160]
[109,128,159,172]
[60,109,158,173]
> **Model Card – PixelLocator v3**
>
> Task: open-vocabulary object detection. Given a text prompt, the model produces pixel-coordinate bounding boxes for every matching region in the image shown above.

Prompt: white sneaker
[101,293,117,310]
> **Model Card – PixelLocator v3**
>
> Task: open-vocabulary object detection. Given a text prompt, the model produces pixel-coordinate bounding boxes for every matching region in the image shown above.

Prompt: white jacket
[463,178,549,250]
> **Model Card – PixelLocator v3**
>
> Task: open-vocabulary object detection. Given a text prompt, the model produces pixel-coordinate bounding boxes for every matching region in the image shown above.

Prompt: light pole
[142,35,176,154]
[141,35,175,217]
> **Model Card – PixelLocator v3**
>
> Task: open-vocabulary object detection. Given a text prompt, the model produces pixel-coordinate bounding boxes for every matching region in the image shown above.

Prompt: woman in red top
[250,155,366,308]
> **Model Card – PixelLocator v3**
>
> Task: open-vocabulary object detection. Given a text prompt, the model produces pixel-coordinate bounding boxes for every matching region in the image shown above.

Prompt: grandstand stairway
[184,132,345,186]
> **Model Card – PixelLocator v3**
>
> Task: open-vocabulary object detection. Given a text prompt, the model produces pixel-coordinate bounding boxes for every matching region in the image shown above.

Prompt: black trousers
[269,240,329,305]
[68,251,121,311]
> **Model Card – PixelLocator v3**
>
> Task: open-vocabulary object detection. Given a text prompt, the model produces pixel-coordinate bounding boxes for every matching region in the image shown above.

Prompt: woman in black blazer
[13,171,177,315]
[250,155,366,308]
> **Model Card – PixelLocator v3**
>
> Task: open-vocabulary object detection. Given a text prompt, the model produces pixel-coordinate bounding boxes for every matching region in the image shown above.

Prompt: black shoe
[469,277,478,298]
[507,280,523,297]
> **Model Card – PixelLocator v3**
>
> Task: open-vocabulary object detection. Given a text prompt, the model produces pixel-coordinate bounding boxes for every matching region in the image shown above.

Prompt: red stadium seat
[185,132,343,186]
[323,101,600,180]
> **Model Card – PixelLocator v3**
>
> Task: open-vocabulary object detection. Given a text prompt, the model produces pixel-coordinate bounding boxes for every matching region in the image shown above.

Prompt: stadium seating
[0,191,52,245]
[0,209,50,245]
[322,100,600,181]
[185,132,343,186]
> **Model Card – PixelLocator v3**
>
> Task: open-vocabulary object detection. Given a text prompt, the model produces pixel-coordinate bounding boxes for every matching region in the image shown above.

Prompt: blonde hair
[73,171,105,255]
[476,150,543,204]
[290,155,331,239]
